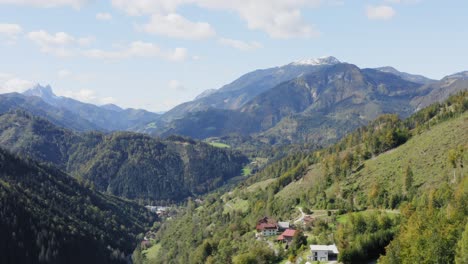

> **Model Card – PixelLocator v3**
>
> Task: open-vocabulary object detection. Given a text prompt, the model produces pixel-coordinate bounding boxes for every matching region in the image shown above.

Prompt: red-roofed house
[277,229,297,244]
[256,217,279,236]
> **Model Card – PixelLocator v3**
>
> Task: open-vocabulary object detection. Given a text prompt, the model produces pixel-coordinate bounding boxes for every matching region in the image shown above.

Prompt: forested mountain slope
[155,63,426,145]
[0,148,155,264]
[142,91,467,264]
[0,111,248,201]
[161,56,341,121]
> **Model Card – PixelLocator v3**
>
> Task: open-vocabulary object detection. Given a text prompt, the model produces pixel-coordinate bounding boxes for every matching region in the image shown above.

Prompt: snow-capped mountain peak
[289,56,341,66]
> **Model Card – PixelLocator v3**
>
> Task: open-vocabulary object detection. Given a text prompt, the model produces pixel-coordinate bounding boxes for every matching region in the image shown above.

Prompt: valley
[0,56,466,264]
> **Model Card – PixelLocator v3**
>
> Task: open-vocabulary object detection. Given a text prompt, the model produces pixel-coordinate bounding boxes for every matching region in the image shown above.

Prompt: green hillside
[276,111,467,206]
[139,91,467,264]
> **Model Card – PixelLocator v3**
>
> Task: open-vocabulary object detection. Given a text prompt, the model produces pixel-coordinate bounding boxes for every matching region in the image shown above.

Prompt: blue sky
[0,0,467,111]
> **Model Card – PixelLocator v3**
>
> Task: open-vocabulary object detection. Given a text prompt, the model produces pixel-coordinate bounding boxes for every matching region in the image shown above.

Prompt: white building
[309,244,339,262]
[278,221,290,231]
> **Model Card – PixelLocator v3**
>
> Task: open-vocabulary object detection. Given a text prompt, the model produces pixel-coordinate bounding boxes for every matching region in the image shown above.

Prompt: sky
[0,0,467,112]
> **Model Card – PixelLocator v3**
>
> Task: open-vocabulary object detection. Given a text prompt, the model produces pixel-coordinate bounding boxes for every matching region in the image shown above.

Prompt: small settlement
[256,216,340,262]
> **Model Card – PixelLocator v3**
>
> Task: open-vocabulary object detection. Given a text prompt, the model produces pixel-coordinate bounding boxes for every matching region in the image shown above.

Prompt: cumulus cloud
[27,30,94,57]
[0,73,34,93]
[96,12,112,20]
[83,41,188,61]
[59,88,97,102]
[111,0,185,16]
[0,23,22,44]
[366,5,396,20]
[0,0,89,8]
[218,38,262,51]
[168,79,185,91]
[198,1,320,39]
[0,23,22,36]
[140,13,215,40]
[52,87,116,105]
[111,0,322,39]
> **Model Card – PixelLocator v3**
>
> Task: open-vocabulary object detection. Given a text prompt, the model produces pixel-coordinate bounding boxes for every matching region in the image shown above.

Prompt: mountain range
[3,56,465,149]
[23,85,161,131]
[147,58,467,145]
[0,110,248,201]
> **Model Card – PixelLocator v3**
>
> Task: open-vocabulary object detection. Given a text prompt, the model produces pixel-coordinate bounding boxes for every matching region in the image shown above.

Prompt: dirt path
[294,207,306,224]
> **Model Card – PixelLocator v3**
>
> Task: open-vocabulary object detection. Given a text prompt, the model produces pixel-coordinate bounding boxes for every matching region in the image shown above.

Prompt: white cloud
[111,0,322,39]
[59,88,96,102]
[198,0,320,39]
[27,30,94,57]
[0,23,22,35]
[168,79,185,91]
[77,36,94,46]
[366,5,396,20]
[55,88,116,104]
[0,0,89,8]
[96,12,112,20]
[140,13,215,39]
[0,73,34,93]
[111,0,186,16]
[83,41,188,61]
[218,38,262,51]
[169,47,188,61]
[0,23,22,44]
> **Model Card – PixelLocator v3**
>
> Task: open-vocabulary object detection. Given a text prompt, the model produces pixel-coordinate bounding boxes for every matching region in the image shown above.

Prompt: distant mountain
[0,147,154,264]
[0,111,248,201]
[153,59,468,145]
[411,71,468,110]
[0,92,102,131]
[161,56,342,121]
[23,84,160,131]
[374,66,436,84]
[100,103,124,112]
[155,63,428,144]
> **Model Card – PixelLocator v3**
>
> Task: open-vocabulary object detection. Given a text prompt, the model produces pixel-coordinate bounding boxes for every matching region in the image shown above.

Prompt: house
[309,244,339,262]
[277,229,296,244]
[278,221,290,231]
[256,217,278,236]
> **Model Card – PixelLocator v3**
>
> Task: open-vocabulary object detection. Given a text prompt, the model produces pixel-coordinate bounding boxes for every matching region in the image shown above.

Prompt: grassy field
[274,112,467,207]
[223,198,249,214]
[245,178,276,193]
[348,112,467,197]
[208,141,231,148]
[275,164,323,200]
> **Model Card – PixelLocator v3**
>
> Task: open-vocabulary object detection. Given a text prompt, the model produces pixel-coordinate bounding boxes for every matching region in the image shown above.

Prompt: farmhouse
[277,229,296,244]
[256,217,278,236]
[309,244,339,262]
